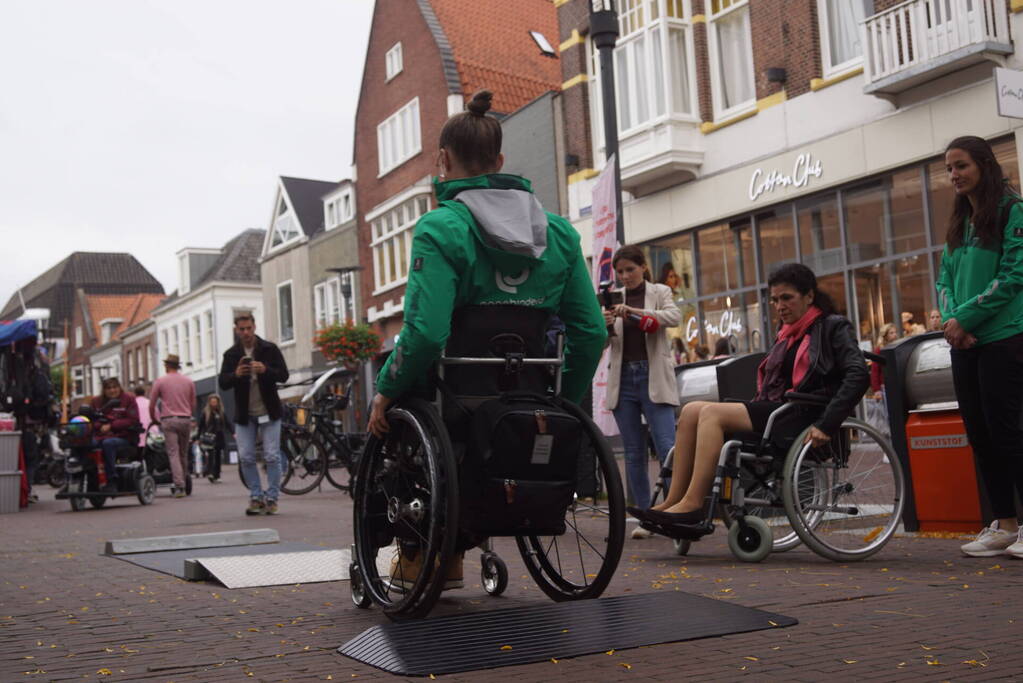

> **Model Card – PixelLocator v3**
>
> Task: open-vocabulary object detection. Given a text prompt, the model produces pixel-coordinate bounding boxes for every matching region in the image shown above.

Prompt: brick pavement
[2,469,1022,682]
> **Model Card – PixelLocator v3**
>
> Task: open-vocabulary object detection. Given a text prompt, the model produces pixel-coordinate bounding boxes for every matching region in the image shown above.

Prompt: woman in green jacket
[937,135,1023,559]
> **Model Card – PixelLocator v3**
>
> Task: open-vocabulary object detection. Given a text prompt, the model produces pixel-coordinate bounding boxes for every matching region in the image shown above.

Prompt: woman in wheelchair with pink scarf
[629,262,869,532]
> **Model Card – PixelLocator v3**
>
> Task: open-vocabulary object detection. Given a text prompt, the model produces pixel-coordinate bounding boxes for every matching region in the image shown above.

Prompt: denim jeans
[236,418,282,502]
[612,360,677,506]
[97,437,129,484]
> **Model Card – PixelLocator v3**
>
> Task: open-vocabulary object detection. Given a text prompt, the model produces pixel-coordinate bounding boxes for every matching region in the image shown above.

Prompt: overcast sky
[0,0,374,307]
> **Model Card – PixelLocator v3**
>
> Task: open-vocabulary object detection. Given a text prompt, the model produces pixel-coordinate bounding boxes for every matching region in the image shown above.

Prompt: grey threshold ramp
[105,528,279,555]
[338,591,797,676]
[187,549,348,588]
[111,541,324,580]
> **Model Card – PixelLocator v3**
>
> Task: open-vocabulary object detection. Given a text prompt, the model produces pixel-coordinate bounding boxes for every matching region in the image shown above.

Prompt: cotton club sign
[748,153,823,201]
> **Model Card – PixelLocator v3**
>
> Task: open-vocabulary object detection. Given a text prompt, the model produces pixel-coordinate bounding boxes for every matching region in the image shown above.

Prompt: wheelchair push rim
[782,418,905,561]
[351,400,459,619]
[515,403,625,602]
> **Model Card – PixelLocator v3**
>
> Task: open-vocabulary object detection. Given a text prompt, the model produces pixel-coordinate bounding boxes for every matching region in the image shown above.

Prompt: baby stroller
[143,424,192,496]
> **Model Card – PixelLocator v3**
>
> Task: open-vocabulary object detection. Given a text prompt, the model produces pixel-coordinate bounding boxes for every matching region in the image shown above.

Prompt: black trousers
[207,447,223,479]
[951,332,1023,519]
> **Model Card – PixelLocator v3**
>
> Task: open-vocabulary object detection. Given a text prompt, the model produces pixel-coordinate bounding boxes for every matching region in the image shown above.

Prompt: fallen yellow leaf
[768,620,778,626]
[606,649,615,655]
[500,645,512,651]
[620,663,632,669]
[551,658,558,663]
[862,527,882,543]
[96,669,112,676]
[842,659,857,664]
[926,660,942,666]
[744,656,758,661]
[920,644,934,650]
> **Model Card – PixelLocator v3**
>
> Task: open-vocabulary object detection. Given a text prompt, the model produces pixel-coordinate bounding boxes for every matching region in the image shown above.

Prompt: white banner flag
[591,155,619,436]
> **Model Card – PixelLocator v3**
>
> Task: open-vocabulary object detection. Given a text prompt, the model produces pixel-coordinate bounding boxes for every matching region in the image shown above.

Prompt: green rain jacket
[376,174,607,404]
[937,195,1023,345]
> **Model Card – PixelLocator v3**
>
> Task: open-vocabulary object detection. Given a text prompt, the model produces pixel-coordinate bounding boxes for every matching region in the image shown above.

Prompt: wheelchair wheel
[672,538,691,556]
[351,398,459,620]
[782,418,905,562]
[480,552,508,596]
[89,495,107,509]
[515,402,625,602]
[349,563,372,609]
[721,460,817,553]
[727,515,772,562]
[137,474,156,505]
[69,475,87,512]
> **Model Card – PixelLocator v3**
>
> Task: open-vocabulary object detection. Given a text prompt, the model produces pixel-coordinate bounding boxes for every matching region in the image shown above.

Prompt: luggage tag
[530,409,553,465]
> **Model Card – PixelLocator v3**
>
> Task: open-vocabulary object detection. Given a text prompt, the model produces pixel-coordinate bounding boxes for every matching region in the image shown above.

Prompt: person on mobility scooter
[364,89,610,607]
[630,264,871,546]
[90,378,140,492]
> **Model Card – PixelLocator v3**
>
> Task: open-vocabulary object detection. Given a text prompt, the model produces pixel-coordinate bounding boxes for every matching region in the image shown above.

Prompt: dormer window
[385,42,403,80]
[271,196,301,249]
[325,187,356,230]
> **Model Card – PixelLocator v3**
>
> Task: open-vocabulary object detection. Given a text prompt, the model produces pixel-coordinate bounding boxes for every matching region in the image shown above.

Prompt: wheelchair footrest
[639,519,714,541]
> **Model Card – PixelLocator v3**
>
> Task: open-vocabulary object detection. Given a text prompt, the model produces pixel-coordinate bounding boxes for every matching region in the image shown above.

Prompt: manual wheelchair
[349,306,626,620]
[644,355,906,563]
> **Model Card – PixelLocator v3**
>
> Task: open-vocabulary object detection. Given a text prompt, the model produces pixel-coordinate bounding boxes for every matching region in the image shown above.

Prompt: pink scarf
[755,306,824,401]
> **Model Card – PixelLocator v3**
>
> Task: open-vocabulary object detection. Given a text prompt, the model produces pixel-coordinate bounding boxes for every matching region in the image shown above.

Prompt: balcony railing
[863,0,1012,94]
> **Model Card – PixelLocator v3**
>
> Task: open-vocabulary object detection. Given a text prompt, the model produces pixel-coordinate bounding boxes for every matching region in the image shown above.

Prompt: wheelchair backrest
[440,305,555,405]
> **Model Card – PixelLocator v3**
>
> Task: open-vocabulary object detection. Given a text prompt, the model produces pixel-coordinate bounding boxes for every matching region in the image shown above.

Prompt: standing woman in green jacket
[937,135,1023,559]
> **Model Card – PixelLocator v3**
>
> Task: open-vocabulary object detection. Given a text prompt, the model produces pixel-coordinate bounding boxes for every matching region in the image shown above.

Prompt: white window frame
[817,0,870,78]
[269,194,301,252]
[277,280,295,344]
[377,98,422,177]
[369,190,431,295]
[181,320,190,366]
[144,343,151,380]
[161,331,169,367]
[589,1,698,143]
[385,42,403,81]
[204,311,214,363]
[171,326,180,358]
[340,189,354,222]
[313,280,332,328]
[72,365,84,398]
[75,326,83,348]
[192,315,201,367]
[135,348,143,381]
[707,0,756,121]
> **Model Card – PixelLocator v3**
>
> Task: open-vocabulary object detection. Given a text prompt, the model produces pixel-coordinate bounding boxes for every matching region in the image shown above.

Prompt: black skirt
[744,400,785,434]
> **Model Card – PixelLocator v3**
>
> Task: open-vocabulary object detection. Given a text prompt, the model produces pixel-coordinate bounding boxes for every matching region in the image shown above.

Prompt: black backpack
[460,391,583,536]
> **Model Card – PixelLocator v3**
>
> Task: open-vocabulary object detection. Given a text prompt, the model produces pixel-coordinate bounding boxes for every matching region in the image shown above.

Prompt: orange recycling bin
[905,411,982,532]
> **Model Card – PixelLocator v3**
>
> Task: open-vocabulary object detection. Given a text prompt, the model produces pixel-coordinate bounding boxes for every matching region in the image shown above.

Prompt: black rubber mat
[338,591,797,675]
[111,541,325,579]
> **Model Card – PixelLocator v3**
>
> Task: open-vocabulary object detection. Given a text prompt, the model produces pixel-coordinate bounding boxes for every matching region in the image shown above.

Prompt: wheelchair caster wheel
[349,563,371,609]
[481,552,508,596]
[727,516,772,563]
[672,538,691,556]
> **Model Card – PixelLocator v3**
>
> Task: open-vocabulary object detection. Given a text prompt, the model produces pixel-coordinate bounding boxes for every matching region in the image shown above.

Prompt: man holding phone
[218,313,289,515]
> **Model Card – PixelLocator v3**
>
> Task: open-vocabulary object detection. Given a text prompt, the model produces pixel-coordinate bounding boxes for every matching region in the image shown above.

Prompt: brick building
[352,0,562,348]
[556,0,1023,355]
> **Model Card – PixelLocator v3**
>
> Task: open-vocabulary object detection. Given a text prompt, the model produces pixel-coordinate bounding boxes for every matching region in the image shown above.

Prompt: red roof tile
[85,293,164,343]
[430,0,561,114]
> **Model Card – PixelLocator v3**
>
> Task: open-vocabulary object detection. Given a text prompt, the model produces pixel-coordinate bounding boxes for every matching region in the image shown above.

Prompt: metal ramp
[186,550,348,588]
[338,591,797,676]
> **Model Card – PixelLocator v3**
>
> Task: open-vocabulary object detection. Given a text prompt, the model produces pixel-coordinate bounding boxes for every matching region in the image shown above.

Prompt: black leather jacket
[794,314,870,434]
[218,337,289,426]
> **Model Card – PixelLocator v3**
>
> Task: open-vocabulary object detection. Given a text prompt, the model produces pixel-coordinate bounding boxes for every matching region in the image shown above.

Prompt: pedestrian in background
[133,386,151,448]
[219,313,289,516]
[149,354,196,498]
[928,308,943,332]
[197,394,230,483]
[936,135,1023,558]
[602,244,681,539]
[90,377,139,493]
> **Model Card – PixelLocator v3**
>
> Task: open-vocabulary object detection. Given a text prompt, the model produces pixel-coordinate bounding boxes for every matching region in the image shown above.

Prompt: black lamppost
[589,0,625,244]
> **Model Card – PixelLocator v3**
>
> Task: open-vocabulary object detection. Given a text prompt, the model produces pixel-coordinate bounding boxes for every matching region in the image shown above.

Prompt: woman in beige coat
[603,245,681,524]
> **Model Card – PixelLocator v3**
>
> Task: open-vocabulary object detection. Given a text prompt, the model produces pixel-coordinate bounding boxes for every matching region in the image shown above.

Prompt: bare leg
[651,401,709,511]
[664,403,753,514]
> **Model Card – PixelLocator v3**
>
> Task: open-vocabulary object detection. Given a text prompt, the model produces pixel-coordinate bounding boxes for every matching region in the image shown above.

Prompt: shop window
[756,208,796,280]
[889,169,927,254]
[644,232,696,358]
[843,182,887,264]
[798,196,842,274]
[698,292,758,355]
[697,223,741,294]
[853,262,895,351]
[708,0,754,119]
[735,219,755,288]
[894,254,934,336]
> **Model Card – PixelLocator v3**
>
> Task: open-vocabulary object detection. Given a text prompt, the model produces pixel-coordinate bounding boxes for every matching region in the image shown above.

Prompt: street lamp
[589,0,625,244]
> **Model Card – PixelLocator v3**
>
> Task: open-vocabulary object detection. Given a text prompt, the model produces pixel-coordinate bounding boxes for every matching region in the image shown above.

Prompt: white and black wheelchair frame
[645,352,906,563]
[348,318,626,620]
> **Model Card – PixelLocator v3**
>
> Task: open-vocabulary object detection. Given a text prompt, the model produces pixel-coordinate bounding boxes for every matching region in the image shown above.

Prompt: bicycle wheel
[324,435,358,492]
[280,431,326,495]
[782,419,905,562]
[516,400,625,602]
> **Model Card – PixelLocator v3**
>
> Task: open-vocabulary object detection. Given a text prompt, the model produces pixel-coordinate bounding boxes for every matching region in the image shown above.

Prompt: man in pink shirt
[149,354,196,497]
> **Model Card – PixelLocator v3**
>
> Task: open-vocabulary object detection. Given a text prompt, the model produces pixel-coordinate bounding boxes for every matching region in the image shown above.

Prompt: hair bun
[466,90,493,116]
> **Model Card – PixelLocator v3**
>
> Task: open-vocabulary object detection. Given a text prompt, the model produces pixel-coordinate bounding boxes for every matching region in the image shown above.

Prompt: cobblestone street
[2,469,1022,681]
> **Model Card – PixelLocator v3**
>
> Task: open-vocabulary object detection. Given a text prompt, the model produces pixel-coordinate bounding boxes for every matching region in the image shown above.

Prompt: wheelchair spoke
[562,515,607,561]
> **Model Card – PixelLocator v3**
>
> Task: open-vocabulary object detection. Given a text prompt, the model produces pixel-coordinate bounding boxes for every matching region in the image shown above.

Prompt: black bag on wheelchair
[461,391,582,536]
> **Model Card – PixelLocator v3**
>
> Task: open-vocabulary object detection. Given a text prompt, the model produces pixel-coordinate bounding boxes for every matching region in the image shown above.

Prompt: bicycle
[296,367,366,495]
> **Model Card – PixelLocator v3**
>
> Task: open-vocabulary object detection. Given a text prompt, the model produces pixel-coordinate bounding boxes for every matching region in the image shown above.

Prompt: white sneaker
[961,521,1017,557]
[631,525,653,539]
[1004,527,1023,559]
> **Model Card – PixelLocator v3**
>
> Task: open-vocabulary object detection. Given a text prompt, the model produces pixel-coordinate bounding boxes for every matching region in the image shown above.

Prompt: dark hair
[133,386,145,397]
[694,344,710,360]
[438,90,502,177]
[612,244,652,282]
[767,263,836,316]
[713,337,731,356]
[945,136,1007,249]
[101,377,121,391]
[234,313,254,325]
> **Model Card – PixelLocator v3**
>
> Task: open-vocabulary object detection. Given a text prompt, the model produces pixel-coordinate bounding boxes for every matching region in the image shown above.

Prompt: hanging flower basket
[314,321,382,366]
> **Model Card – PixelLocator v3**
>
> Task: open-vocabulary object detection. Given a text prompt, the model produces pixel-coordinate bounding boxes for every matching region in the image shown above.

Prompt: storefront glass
[756,208,796,279]
[797,195,842,275]
[696,223,740,294]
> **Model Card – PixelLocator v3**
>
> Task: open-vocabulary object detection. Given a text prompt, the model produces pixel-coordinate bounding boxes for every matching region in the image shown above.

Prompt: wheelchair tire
[349,563,372,609]
[721,465,807,553]
[782,419,905,562]
[69,475,87,512]
[515,400,625,602]
[351,398,459,620]
[137,474,156,505]
[672,538,691,556]
[480,552,508,596]
[727,515,772,563]
[89,495,107,509]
